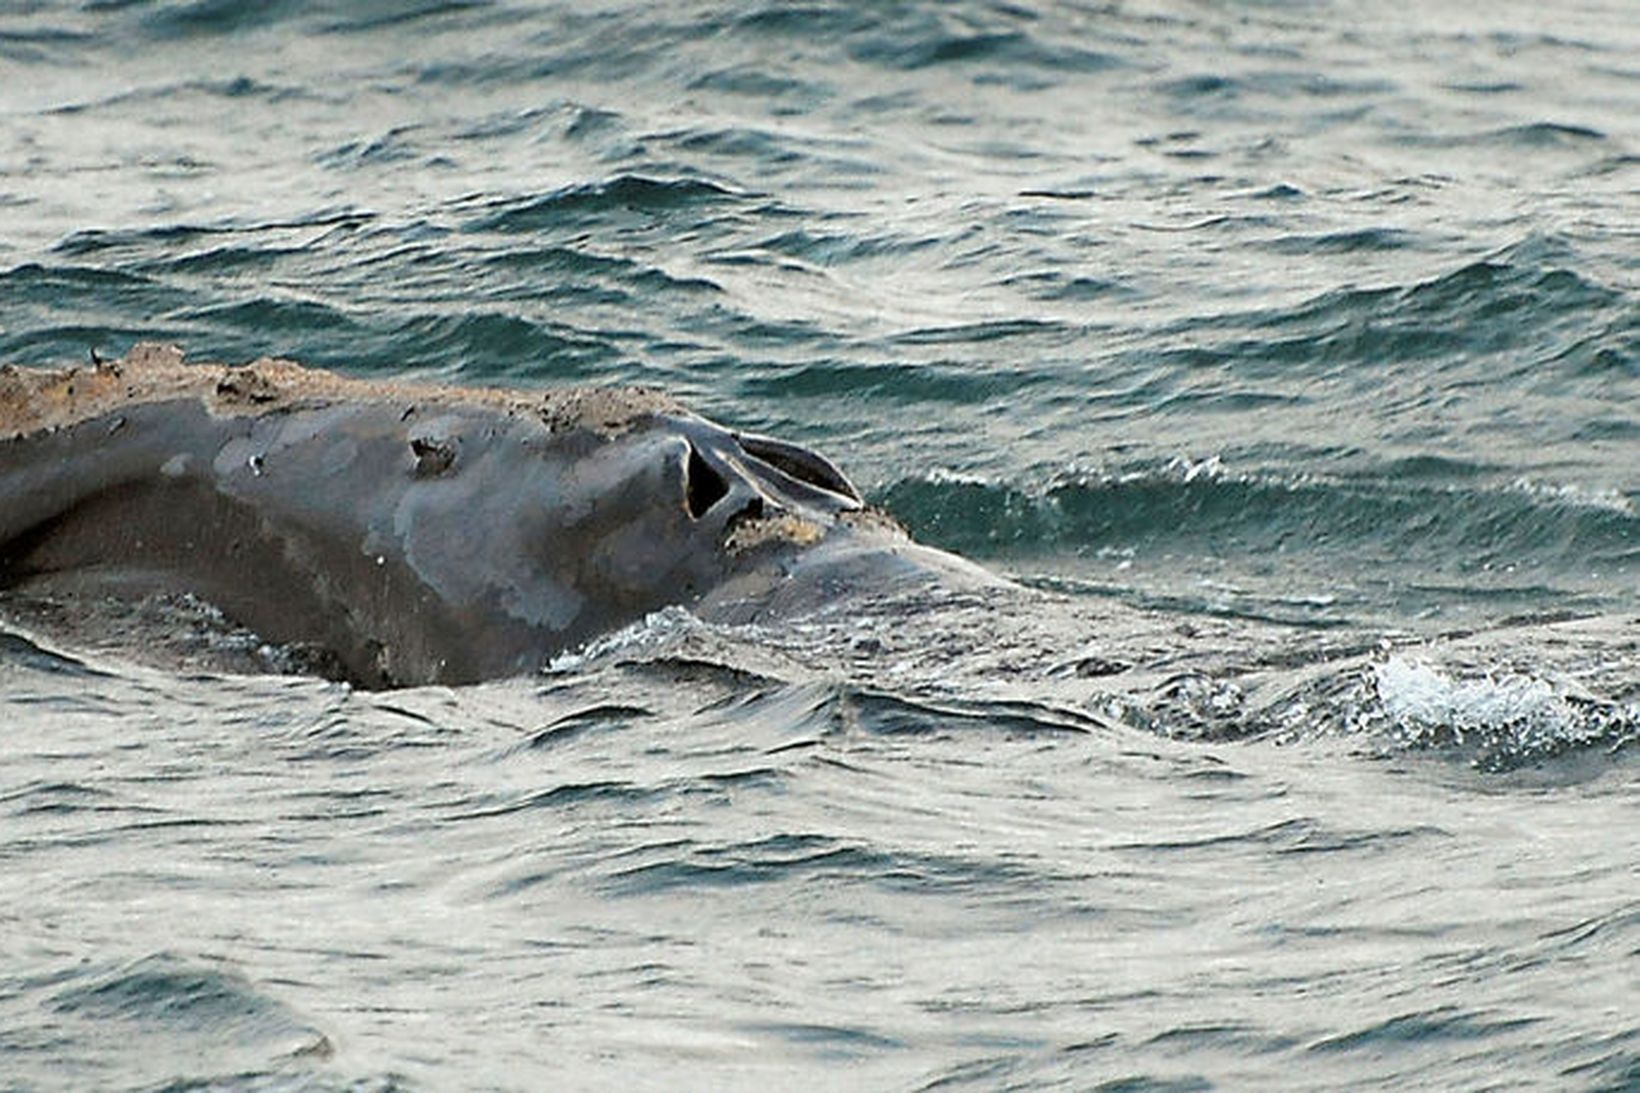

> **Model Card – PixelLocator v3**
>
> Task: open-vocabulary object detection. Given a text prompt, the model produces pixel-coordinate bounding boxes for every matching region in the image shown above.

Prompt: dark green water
[0,2,1635,1090]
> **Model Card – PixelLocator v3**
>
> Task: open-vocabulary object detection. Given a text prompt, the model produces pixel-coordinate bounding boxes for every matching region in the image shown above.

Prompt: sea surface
[1,1,1636,1090]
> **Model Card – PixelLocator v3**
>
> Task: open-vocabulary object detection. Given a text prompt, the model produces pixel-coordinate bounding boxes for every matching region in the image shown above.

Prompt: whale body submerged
[0,344,991,688]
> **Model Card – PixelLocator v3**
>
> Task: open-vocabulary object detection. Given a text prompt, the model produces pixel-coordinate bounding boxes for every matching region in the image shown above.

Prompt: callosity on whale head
[0,344,993,687]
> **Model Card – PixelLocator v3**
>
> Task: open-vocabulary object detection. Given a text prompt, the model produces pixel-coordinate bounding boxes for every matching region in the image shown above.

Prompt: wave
[878,463,1638,585]
[386,310,621,376]
[35,951,332,1086]
[463,174,749,234]
[1144,237,1629,383]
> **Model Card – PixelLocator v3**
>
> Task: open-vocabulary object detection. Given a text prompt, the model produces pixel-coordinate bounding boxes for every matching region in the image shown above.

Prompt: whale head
[0,346,990,687]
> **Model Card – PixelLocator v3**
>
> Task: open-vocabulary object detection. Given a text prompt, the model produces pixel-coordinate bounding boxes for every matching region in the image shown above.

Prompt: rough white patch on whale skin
[160,453,191,478]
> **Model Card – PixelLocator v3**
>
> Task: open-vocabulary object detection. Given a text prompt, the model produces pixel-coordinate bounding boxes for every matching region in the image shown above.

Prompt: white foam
[1507,476,1635,516]
[1164,453,1226,483]
[543,605,703,673]
[1372,655,1584,748]
[921,465,992,487]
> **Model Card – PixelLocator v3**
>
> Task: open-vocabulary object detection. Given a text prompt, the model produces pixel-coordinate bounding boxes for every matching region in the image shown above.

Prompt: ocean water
[1,1,1636,1090]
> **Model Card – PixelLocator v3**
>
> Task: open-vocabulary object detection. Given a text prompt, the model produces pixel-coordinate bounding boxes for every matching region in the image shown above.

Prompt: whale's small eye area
[737,434,861,503]
[685,444,729,519]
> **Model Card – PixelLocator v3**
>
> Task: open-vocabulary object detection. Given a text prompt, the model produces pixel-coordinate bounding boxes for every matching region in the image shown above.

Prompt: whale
[0,344,992,687]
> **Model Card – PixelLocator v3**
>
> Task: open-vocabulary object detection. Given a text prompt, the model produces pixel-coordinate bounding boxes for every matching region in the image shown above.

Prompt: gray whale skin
[0,344,991,687]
